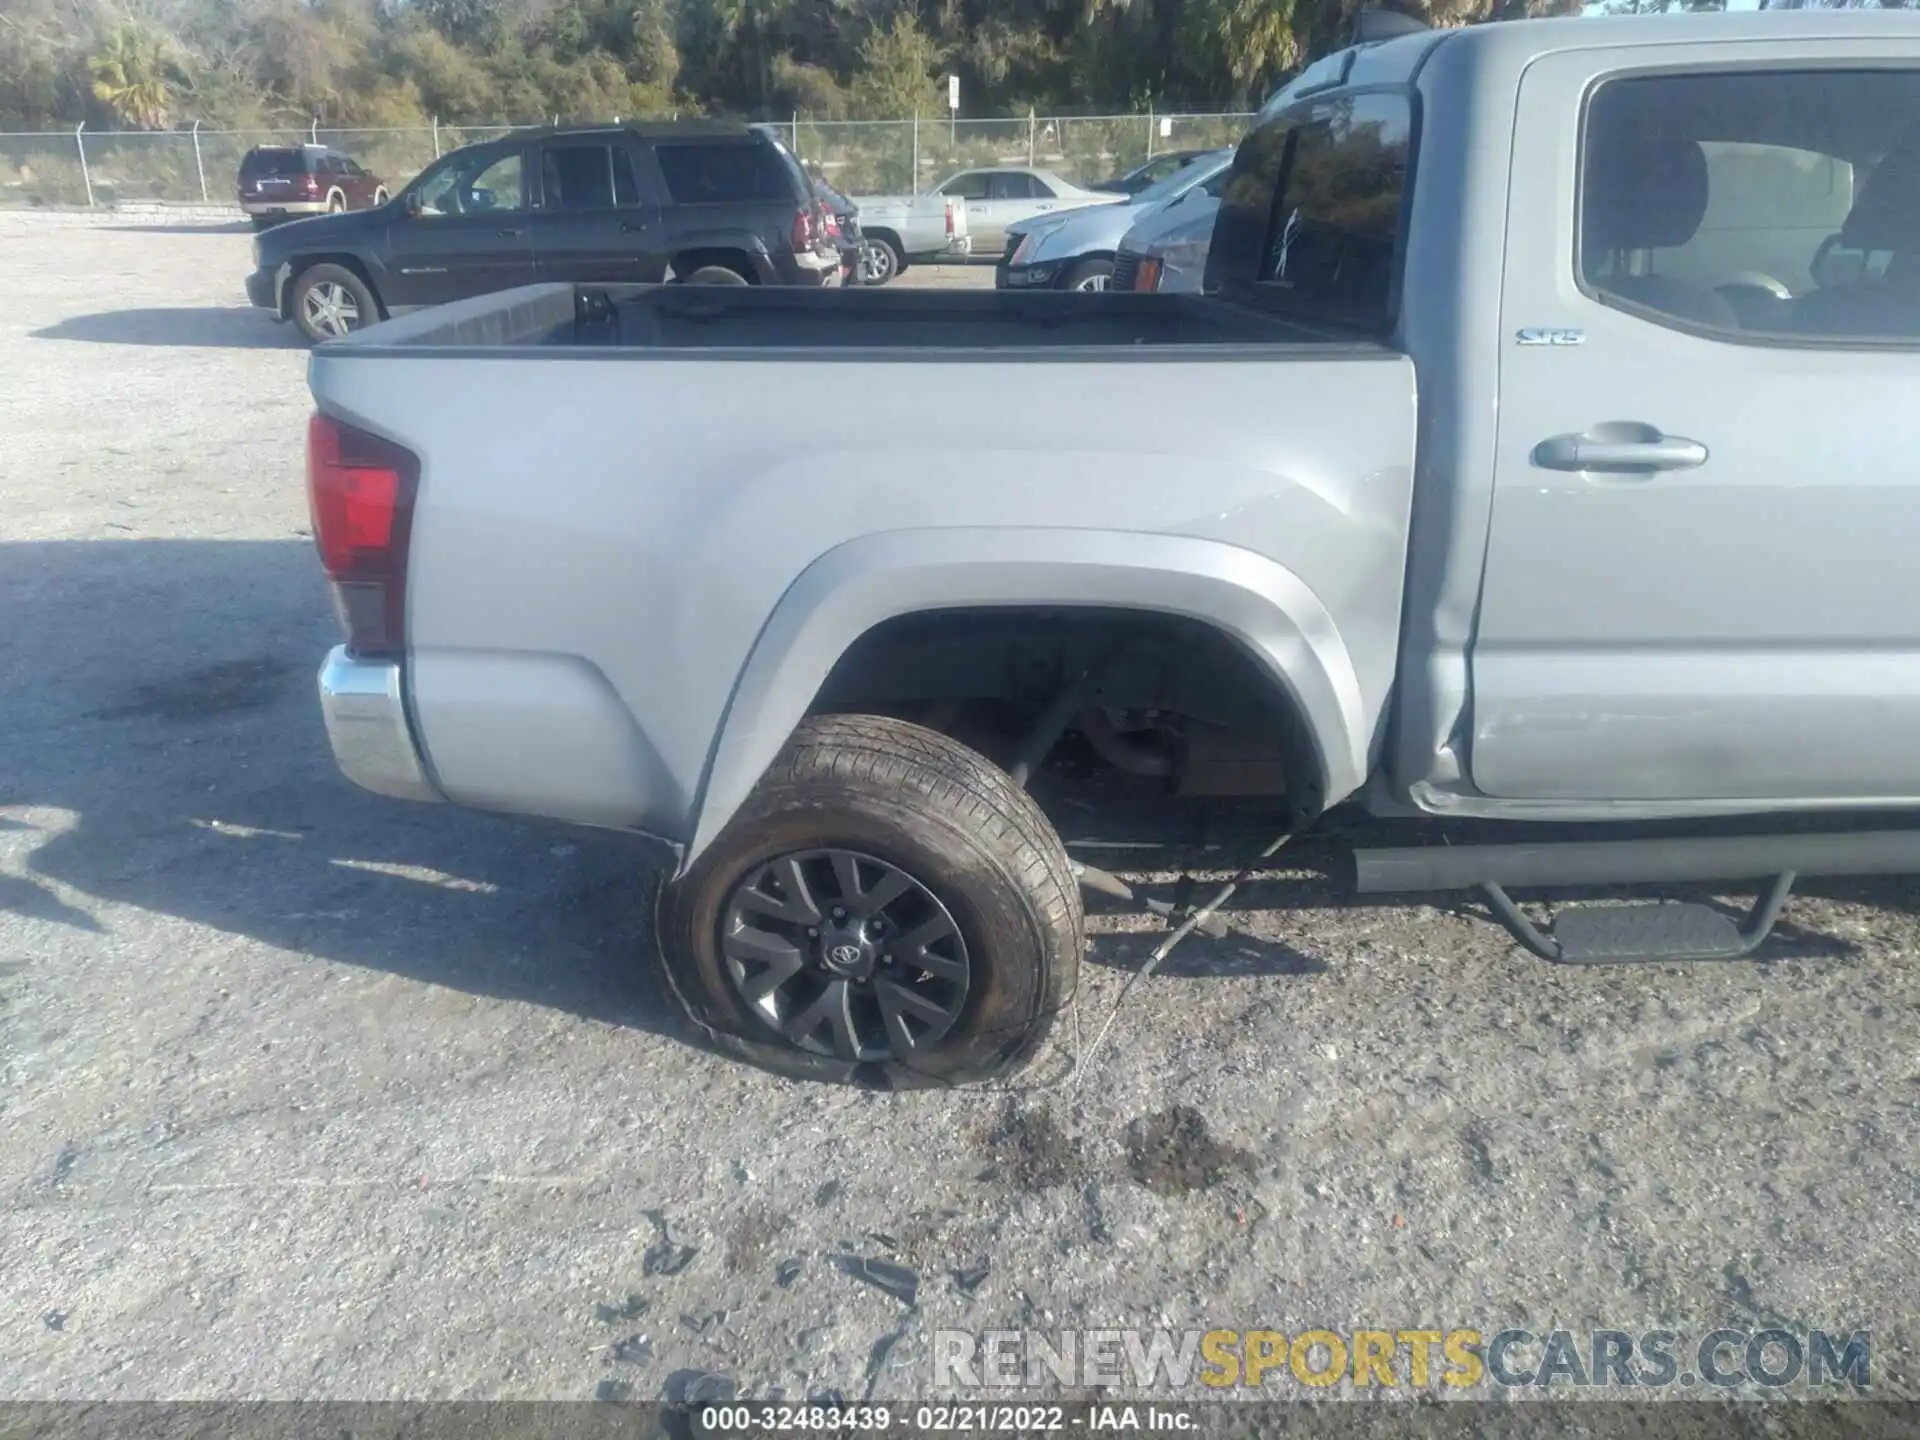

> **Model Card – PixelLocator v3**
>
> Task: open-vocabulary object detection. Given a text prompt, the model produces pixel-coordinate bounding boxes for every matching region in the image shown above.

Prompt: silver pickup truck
[306,11,1920,1085]
[839,188,969,281]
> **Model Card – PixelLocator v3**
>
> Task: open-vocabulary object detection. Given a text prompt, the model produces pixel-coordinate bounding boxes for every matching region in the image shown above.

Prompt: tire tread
[660,713,1082,1085]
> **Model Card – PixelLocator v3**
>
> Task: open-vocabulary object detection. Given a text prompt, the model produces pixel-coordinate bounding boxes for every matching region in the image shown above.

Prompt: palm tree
[1181,0,1301,103]
[89,23,180,129]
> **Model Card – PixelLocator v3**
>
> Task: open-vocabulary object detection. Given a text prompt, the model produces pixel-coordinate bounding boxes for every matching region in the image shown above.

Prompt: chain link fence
[0,111,1254,209]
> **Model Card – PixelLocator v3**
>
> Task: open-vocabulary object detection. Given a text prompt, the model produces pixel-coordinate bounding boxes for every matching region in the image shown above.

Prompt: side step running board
[1352,827,1920,966]
[1479,872,1795,965]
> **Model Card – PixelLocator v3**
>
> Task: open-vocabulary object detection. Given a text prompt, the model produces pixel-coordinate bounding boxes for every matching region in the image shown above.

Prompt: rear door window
[542,142,642,211]
[653,141,794,203]
[987,172,1038,201]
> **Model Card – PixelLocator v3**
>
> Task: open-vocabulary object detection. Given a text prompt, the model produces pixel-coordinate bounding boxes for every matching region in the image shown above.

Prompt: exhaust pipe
[1352,827,1920,895]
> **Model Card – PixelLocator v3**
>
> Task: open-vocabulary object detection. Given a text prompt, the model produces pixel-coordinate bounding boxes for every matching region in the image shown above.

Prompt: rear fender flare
[667,230,776,282]
[683,527,1370,868]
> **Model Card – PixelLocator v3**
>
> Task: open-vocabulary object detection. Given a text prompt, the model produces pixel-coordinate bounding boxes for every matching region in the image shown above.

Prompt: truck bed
[308,278,1416,848]
[334,282,1373,356]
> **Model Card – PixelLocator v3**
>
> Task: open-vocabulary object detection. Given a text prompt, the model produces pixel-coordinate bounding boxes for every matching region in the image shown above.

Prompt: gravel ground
[3,215,1918,1412]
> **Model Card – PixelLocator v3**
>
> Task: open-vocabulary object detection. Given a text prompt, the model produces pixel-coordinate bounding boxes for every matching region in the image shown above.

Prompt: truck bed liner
[341,283,1380,357]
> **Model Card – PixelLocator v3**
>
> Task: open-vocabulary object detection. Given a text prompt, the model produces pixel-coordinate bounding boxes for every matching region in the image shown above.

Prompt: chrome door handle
[1533,425,1708,474]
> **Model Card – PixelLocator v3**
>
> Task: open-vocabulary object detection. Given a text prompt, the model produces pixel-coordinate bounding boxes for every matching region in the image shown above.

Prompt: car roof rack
[1350,8,1431,44]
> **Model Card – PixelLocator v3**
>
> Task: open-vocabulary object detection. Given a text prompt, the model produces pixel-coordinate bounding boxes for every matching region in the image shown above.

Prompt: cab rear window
[1206,90,1416,335]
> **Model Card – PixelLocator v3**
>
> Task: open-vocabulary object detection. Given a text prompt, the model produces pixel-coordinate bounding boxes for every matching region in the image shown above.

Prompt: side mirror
[1808,233,1863,289]
[404,190,423,217]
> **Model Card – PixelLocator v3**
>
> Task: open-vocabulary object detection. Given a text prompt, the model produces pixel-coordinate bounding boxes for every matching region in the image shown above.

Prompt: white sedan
[929,167,1122,252]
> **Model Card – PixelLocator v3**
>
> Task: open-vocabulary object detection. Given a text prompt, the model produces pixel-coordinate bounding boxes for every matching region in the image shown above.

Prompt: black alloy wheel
[719,848,970,1062]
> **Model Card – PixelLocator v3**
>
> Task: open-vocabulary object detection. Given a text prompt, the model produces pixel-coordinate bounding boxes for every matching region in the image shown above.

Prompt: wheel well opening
[285,254,385,319]
[807,606,1327,819]
[671,248,757,283]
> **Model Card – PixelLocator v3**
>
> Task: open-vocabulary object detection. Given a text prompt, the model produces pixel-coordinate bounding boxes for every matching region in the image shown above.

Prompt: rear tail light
[307,412,418,656]
[1136,257,1163,292]
[793,204,822,251]
[945,199,956,235]
[303,173,320,197]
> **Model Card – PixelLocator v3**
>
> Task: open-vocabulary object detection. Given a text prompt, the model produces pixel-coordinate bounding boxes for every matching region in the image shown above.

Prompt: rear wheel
[291,263,378,344]
[326,191,345,214]
[1063,258,1114,293]
[680,265,750,286]
[657,715,1083,1086]
[863,235,901,286]
[373,188,389,207]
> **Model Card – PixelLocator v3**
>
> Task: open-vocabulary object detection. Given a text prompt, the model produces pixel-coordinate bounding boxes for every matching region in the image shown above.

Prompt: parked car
[999,148,1232,291]
[1110,70,1322,293]
[813,177,874,286]
[238,144,386,229]
[844,188,969,281]
[303,10,1920,1086]
[926,166,1122,250]
[245,122,840,343]
[1092,148,1215,195]
[1111,164,1233,293]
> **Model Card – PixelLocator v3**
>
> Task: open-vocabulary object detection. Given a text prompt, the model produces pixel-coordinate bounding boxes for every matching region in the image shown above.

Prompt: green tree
[1177,0,1298,106]
[0,1,93,128]
[89,21,182,128]
[849,11,945,117]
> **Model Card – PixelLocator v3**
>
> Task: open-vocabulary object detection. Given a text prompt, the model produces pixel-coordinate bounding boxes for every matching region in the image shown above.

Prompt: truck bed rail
[325,283,1382,357]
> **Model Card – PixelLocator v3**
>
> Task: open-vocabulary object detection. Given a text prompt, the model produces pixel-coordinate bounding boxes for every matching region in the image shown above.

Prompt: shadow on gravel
[103,222,253,234]
[31,307,298,349]
[0,537,679,1038]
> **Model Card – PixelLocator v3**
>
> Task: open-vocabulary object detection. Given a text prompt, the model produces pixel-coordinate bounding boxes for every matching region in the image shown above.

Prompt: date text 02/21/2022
[695,1404,1195,1433]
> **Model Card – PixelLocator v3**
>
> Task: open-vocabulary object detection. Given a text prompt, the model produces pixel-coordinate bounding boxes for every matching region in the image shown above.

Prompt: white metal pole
[75,122,93,208]
[431,116,441,158]
[191,119,207,201]
[1146,101,1154,161]
[310,116,319,143]
[1028,108,1036,167]
[792,110,799,152]
[912,112,920,191]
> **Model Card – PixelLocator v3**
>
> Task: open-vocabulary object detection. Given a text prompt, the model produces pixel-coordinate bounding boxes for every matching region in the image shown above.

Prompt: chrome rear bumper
[318,647,441,803]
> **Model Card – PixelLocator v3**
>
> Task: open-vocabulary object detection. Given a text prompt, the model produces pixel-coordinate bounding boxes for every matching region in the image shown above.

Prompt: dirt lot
[3,214,1918,1410]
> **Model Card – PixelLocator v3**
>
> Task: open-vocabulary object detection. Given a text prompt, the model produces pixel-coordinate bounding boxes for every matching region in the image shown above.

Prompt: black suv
[245,122,840,342]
